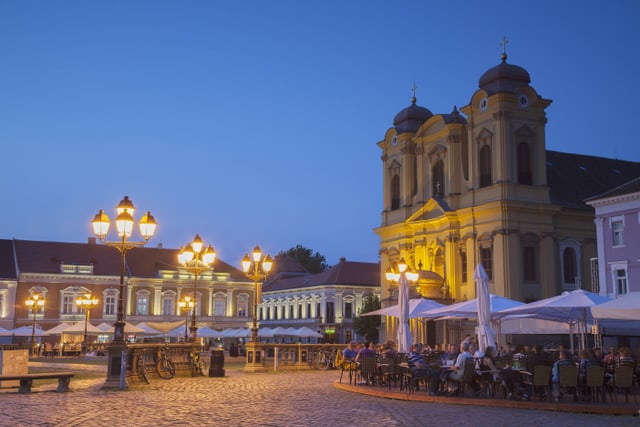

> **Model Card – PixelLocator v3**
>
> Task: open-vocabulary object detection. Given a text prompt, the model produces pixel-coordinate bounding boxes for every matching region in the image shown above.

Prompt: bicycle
[189,350,206,377]
[155,345,176,379]
[135,349,150,384]
[311,349,334,370]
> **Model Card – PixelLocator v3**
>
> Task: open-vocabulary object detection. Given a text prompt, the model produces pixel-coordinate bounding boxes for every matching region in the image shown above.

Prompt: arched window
[236,294,249,317]
[391,174,400,210]
[432,160,444,198]
[136,290,150,315]
[213,293,226,316]
[563,247,577,285]
[161,291,176,316]
[479,145,492,187]
[517,142,532,185]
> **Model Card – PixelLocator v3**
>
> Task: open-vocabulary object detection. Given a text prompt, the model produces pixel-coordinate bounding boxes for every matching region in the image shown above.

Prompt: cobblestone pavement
[0,365,638,427]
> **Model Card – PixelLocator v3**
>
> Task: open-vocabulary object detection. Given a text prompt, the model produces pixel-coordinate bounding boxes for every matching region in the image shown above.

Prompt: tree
[352,293,381,342]
[277,245,328,274]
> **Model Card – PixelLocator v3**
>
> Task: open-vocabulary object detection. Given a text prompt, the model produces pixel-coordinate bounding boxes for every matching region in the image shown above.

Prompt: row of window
[389,141,533,209]
[24,287,251,318]
[260,301,353,323]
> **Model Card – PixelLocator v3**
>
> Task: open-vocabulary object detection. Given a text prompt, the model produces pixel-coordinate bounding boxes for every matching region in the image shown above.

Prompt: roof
[0,239,17,279]
[7,239,245,279]
[263,259,380,293]
[478,56,531,94]
[393,97,433,134]
[585,176,640,202]
[546,150,640,209]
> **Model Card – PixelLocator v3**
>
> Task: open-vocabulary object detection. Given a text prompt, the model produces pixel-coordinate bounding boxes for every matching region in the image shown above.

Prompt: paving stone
[0,365,637,426]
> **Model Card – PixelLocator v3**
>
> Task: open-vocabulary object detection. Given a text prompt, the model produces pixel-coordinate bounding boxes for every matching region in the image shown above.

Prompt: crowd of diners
[340,337,639,401]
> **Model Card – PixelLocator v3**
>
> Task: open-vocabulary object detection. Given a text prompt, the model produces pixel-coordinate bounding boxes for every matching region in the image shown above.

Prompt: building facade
[375,52,640,344]
[260,258,380,344]
[586,177,640,297]
[0,238,255,338]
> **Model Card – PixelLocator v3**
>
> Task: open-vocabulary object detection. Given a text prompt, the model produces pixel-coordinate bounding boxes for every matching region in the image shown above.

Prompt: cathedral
[375,50,640,345]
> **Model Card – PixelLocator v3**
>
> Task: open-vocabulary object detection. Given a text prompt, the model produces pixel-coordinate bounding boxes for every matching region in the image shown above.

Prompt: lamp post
[178,296,194,342]
[177,235,216,342]
[91,195,157,389]
[76,293,99,352]
[25,294,45,355]
[241,245,273,343]
[385,258,418,353]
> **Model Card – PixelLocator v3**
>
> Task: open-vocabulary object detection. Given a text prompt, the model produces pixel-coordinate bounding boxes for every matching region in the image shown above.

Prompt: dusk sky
[2,1,639,267]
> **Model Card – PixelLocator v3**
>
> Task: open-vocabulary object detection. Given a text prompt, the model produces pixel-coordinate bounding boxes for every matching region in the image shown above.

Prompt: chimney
[339,257,346,263]
[157,243,163,249]
[88,237,96,245]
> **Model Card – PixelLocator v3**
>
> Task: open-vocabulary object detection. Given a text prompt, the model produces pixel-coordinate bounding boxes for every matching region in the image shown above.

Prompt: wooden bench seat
[0,372,75,393]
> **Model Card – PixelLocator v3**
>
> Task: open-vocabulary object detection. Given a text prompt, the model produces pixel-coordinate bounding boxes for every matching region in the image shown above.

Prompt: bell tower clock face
[518,94,529,108]
[479,97,489,111]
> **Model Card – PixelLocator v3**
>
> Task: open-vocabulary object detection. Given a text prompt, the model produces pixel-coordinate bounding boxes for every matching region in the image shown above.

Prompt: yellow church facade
[374,52,640,345]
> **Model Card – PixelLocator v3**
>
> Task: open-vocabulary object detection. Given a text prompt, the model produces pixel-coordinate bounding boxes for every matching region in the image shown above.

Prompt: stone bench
[0,371,75,393]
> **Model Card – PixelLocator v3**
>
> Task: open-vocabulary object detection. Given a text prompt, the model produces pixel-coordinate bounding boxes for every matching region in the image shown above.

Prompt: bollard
[209,348,225,377]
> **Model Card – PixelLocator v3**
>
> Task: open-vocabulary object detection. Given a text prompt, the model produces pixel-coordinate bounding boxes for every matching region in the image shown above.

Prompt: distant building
[375,51,640,345]
[260,257,380,343]
[586,177,640,297]
[0,238,255,338]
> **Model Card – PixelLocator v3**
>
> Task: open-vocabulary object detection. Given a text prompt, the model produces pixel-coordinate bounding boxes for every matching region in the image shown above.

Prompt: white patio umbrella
[258,327,275,338]
[475,264,495,353]
[11,326,48,337]
[194,325,224,338]
[96,322,113,332]
[591,292,640,321]
[44,322,73,335]
[142,320,185,334]
[60,322,104,335]
[361,298,443,318]
[396,274,412,353]
[295,326,323,338]
[102,322,146,335]
[419,294,524,319]
[495,289,612,352]
[134,322,163,335]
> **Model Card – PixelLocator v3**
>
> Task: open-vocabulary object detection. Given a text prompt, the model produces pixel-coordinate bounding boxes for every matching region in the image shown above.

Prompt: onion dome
[393,96,433,134]
[479,51,531,94]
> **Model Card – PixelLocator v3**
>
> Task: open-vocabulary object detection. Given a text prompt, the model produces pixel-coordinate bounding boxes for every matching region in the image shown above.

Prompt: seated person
[447,341,480,395]
[408,343,441,396]
[481,346,519,399]
[552,350,575,401]
[355,341,377,363]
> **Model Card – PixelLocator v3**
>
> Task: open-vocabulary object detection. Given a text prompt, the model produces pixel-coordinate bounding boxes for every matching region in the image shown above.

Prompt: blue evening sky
[1,1,639,267]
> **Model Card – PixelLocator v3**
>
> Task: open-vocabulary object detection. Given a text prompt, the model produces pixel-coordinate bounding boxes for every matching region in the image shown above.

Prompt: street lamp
[178,296,194,342]
[177,234,216,341]
[91,196,157,389]
[76,293,99,352]
[241,246,273,343]
[25,294,45,354]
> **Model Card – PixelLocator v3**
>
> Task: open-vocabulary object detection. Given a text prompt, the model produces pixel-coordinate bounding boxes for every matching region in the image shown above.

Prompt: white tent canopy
[361,298,443,318]
[11,326,48,337]
[295,326,323,338]
[495,290,611,324]
[44,322,73,335]
[591,292,640,320]
[61,322,104,335]
[419,294,524,319]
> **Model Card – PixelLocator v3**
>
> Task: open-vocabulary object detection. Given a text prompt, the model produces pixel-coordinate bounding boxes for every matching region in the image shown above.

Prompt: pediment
[406,198,452,223]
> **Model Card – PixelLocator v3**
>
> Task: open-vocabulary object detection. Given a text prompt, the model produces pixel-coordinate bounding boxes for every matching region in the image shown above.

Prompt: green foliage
[352,293,381,342]
[277,245,328,273]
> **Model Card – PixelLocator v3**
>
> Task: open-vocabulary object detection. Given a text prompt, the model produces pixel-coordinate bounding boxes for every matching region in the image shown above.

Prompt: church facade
[375,52,640,345]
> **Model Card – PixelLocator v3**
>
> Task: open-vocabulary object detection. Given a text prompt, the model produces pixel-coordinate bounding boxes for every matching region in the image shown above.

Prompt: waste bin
[209,348,225,377]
